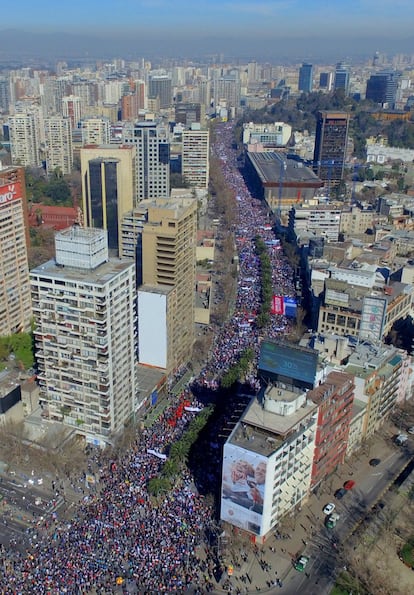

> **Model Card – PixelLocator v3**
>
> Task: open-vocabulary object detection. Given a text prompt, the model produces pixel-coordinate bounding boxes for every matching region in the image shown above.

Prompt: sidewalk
[208,427,406,593]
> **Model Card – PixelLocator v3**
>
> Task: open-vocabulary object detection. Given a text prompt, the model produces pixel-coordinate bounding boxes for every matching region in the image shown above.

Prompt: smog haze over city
[1,0,414,63]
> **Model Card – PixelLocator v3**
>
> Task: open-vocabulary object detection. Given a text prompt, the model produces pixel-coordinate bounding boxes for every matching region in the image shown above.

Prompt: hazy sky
[3,0,413,34]
[1,0,414,60]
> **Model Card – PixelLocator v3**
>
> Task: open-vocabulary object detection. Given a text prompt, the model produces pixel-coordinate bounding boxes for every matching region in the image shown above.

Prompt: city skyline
[1,0,414,62]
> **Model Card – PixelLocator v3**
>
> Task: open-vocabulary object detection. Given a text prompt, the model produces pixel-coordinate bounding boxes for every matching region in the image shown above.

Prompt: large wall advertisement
[360,296,387,343]
[0,182,22,205]
[221,443,269,536]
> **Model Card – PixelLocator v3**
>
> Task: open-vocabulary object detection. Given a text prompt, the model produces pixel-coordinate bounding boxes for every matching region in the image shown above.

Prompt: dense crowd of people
[197,123,296,388]
[0,122,297,594]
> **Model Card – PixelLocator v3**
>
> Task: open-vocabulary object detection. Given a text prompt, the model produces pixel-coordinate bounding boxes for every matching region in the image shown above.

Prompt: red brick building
[308,371,355,489]
[28,203,80,230]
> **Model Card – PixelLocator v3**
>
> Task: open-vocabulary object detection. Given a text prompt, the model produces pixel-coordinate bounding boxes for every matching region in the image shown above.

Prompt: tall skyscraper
[62,95,83,128]
[122,120,170,201]
[0,167,32,336]
[44,116,73,176]
[9,113,41,167]
[181,126,210,189]
[319,72,333,91]
[213,72,241,109]
[334,62,350,94]
[139,196,197,372]
[0,77,10,113]
[298,63,313,93]
[313,110,350,190]
[148,74,172,109]
[30,226,138,445]
[80,145,136,251]
[366,70,401,108]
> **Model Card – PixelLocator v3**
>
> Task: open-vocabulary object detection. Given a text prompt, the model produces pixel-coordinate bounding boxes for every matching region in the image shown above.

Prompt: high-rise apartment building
[122,121,170,201]
[298,63,313,93]
[80,145,136,251]
[0,168,32,336]
[62,95,83,128]
[139,196,197,372]
[213,72,241,109]
[175,103,205,127]
[9,113,41,167]
[313,110,350,189]
[148,74,172,109]
[30,226,138,445]
[44,116,73,176]
[181,126,210,189]
[0,77,10,113]
[80,117,111,146]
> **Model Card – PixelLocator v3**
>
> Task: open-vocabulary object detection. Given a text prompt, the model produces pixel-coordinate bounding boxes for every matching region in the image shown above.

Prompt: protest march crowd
[0,122,296,594]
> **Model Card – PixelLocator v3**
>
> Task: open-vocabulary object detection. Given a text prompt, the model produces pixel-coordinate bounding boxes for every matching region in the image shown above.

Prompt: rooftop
[30,257,134,285]
[247,151,322,186]
[229,391,317,456]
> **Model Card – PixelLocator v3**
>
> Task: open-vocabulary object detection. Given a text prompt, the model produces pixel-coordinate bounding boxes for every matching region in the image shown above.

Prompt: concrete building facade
[30,227,138,446]
[44,116,73,176]
[123,121,170,201]
[140,196,197,372]
[80,145,136,252]
[181,126,210,189]
[0,173,32,336]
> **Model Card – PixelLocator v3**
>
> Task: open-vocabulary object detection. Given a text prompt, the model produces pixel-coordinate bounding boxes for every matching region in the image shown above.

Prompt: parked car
[294,555,309,572]
[326,512,340,529]
[323,502,336,515]
[408,427,414,435]
[344,480,355,490]
[369,458,381,467]
[334,488,347,500]
[395,434,408,446]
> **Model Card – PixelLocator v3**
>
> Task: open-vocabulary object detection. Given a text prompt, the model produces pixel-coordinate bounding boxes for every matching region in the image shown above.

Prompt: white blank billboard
[138,290,168,369]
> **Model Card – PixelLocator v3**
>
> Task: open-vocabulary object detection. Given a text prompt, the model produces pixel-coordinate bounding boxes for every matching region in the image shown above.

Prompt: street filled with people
[0,122,297,594]
[196,122,296,389]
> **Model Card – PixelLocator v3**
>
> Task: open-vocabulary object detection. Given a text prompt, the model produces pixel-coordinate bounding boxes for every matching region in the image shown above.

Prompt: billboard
[258,340,318,387]
[360,296,387,343]
[0,182,22,205]
[221,443,269,536]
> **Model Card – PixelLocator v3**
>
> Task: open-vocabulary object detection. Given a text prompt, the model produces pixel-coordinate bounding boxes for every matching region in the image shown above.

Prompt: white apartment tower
[123,121,170,201]
[182,126,210,189]
[62,95,83,128]
[30,227,138,445]
[44,116,73,176]
[9,113,41,167]
[80,117,111,146]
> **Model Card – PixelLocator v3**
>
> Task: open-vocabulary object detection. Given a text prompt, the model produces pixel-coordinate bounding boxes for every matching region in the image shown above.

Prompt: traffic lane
[280,552,334,595]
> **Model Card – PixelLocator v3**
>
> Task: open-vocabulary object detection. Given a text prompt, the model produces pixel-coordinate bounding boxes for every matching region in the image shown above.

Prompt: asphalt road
[279,442,414,595]
[0,474,66,549]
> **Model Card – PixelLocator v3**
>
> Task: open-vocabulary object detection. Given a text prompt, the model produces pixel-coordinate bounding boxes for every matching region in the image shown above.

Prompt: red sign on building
[0,182,22,205]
